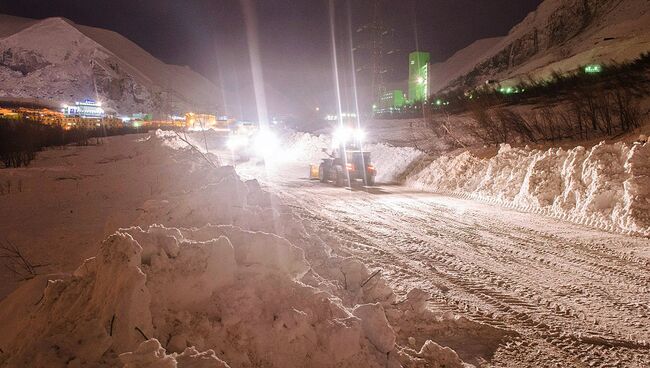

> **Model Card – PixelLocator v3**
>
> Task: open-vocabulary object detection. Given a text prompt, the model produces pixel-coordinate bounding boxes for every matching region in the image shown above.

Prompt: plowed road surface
[239,162,650,368]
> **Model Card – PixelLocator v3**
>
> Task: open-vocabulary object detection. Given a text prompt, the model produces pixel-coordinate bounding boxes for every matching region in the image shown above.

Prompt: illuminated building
[185,112,232,132]
[61,99,105,119]
[408,51,430,102]
[374,90,406,113]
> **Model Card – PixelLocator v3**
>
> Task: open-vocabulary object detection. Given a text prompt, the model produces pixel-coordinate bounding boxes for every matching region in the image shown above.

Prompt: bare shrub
[612,89,641,132]
[0,240,49,281]
[468,103,509,147]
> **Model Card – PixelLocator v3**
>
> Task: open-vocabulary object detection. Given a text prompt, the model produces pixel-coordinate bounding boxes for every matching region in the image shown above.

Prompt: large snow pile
[407,141,650,236]
[283,132,424,184]
[368,143,424,184]
[0,225,402,367]
[0,131,487,368]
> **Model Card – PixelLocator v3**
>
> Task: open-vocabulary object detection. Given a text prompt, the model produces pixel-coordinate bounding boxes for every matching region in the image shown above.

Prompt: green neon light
[499,86,519,95]
[584,64,602,74]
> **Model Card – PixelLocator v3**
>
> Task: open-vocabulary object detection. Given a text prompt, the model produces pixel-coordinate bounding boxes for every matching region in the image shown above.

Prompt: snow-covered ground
[229,132,650,367]
[0,132,474,368]
[1,130,649,367]
[272,131,650,237]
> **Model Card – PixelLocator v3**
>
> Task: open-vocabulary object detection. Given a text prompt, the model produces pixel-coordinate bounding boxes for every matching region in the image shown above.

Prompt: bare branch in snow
[135,326,149,341]
[361,269,381,288]
[0,240,49,281]
[173,131,221,168]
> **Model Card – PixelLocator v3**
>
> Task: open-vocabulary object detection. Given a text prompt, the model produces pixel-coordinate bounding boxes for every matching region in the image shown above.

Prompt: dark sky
[0,0,543,119]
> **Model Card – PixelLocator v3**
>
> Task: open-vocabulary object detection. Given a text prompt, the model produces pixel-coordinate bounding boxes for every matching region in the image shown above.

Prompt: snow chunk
[119,339,230,368]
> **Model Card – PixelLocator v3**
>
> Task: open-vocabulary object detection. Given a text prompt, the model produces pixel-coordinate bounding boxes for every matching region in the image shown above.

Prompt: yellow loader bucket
[309,164,320,180]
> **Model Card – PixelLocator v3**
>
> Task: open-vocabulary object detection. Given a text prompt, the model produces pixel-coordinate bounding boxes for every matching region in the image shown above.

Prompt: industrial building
[373,51,430,114]
[408,51,430,103]
[374,90,406,114]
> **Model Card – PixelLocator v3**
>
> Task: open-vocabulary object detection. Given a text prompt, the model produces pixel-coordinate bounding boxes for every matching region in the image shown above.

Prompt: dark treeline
[0,118,142,168]
[467,84,642,147]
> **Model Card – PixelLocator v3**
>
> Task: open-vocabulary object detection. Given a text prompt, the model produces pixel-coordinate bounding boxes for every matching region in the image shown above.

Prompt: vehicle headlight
[354,129,366,142]
[253,129,280,157]
[333,127,365,146]
[333,126,353,146]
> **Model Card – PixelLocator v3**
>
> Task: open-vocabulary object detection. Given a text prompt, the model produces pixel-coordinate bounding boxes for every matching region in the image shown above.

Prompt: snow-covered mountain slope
[428,37,503,94]
[0,14,37,38]
[0,15,220,116]
[433,0,650,93]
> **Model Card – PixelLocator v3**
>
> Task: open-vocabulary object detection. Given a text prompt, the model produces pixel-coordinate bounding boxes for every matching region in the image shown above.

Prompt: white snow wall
[407,142,650,236]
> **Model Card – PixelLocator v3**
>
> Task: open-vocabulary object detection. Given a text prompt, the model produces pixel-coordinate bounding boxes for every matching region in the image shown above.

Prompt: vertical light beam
[241,0,269,130]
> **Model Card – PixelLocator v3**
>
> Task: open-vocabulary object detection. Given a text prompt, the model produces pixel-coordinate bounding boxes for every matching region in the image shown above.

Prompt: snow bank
[283,132,423,183]
[367,143,423,184]
[0,224,464,368]
[119,339,230,368]
[407,141,650,236]
[0,131,472,368]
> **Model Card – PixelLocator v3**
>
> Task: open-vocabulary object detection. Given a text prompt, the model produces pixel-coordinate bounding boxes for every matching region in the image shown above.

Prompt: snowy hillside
[428,37,503,94]
[432,0,650,93]
[0,15,221,116]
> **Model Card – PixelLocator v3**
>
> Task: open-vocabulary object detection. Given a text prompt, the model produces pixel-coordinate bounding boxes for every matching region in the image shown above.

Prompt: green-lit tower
[408,51,430,102]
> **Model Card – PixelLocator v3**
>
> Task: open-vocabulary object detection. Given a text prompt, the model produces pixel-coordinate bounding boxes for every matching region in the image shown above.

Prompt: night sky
[0,0,543,119]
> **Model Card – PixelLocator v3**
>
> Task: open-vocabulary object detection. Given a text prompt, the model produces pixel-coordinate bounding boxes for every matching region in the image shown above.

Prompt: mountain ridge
[430,0,650,94]
[0,14,221,117]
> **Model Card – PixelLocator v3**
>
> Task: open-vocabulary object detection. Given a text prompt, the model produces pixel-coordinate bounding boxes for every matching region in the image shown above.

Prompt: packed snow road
[237,161,650,368]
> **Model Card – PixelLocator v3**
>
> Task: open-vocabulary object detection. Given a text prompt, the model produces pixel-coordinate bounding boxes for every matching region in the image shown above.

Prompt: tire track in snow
[265,181,650,368]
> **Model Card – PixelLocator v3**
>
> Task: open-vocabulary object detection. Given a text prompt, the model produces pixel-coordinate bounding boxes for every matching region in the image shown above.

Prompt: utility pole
[354,0,397,104]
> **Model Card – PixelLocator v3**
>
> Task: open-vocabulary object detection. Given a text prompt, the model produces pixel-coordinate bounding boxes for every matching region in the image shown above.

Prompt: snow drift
[407,141,650,236]
[0,131,485,368]
[0,203,462,368]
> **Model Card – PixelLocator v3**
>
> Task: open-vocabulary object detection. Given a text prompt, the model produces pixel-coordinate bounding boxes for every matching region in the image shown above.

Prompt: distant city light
[325,112,357,121]
[61,99,105,119]
[499,86,519,95]
[584,64,602,74]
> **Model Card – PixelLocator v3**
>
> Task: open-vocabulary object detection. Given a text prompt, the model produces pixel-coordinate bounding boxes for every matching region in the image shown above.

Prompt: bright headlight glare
[227,135,248,150]
[354,129,366,142]
[333,126,352,146]
[254,130,279,157]
[333,127,365,146]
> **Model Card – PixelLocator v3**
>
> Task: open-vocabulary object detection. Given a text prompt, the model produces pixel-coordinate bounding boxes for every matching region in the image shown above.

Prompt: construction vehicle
[311,127,377,186]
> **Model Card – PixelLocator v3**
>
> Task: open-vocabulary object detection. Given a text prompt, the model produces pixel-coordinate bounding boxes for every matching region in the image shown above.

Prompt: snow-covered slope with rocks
[433,0,650,93]
[428,37,503,94]
[0,15,220,116]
